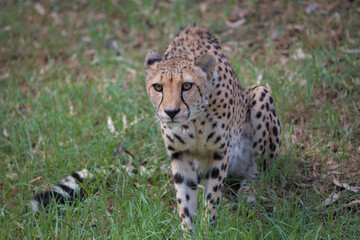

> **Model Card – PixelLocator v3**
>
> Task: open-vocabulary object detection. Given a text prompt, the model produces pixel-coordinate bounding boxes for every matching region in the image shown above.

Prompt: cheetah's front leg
[204,150,229,223]
[171,153,198,232]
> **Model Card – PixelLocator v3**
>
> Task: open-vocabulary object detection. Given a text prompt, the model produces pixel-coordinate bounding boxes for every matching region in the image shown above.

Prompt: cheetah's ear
[195,54,216,80]
[144,51,162,71]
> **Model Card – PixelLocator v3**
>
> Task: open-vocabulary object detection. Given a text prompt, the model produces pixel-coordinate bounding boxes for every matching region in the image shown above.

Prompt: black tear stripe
[180,91,191,120]
[157,93,164,113]
[196,86,203,97]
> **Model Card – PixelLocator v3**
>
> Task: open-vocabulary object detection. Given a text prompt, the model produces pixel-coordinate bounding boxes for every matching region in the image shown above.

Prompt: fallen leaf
[226,18,246,28]
[333,179,359,193]
[3,129,9,138]
[345,200,360,207]
[51,12,60,24]
[107,116,115,134]
[256,73,263,85]
[305,3,318,14]
[82,36,92,43]
[69,101,74,116]
[320,192,340,208]
[291,48,311,60]
[6,173,17,180]
[200,3,208,15]
[122,115,127,130]
[342,49,360,55]
[34,3,46,15]
[329,12,340,23]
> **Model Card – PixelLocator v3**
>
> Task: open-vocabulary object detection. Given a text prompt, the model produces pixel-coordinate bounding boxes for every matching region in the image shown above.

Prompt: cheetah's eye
[182,83,193,91]
[153,84,163,92]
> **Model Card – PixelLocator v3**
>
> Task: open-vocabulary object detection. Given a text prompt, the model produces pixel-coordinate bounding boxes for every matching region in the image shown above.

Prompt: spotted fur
[145,24,281,231]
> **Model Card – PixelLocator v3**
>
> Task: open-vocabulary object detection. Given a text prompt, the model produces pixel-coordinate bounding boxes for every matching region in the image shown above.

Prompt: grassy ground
[1,0,359,239]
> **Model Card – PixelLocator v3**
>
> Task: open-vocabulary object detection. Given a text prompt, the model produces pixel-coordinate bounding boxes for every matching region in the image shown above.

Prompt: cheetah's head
[145,52,216,127]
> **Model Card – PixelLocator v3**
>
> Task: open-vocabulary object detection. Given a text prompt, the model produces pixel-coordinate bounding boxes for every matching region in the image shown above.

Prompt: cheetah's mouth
[159,115,190,128]
[161,119,187,128]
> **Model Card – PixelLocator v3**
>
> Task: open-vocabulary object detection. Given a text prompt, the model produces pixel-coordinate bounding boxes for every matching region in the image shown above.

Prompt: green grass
[1,0,359,239]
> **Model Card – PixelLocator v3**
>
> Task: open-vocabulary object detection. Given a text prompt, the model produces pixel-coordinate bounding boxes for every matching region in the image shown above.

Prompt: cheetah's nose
[164,108,180,120]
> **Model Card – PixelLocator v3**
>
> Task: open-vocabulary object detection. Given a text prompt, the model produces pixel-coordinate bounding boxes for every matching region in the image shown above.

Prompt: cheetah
[145,24,281,231]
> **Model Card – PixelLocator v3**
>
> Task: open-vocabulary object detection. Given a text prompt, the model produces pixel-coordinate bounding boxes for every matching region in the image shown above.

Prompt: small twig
[112,141,123,163]
[124,149,135,160]
[111,141,136,163]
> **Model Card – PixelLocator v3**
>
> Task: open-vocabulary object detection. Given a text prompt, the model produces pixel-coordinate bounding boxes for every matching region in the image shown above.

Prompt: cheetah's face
[145,52,216,127]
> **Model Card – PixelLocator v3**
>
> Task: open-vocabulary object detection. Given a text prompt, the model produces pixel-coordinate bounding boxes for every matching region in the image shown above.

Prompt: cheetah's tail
[29,165,137,213]
[29,168,92,213]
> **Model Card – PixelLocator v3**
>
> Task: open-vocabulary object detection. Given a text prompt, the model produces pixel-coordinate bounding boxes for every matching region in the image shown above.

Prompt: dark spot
[211,168,220,178]
[167,145,175,151]
[173,133,185,144]
[178,198,182,204]
[273,126,278,136]
[213,185,218,192]
[186,194,190,201]
[171,151,185,160]
[166,134,174,143]
[187,179,197,190]
[270,142,276,151]
[227,112,231,119]
[213,152,223,160]
[214,136,221,144]
[173,173,183,183]
[206,193,212,200]
[272,109,277,117]
[184,207,190,217]
[207,132,215,141]
[256,112,262,119]
[221,163,226,170]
